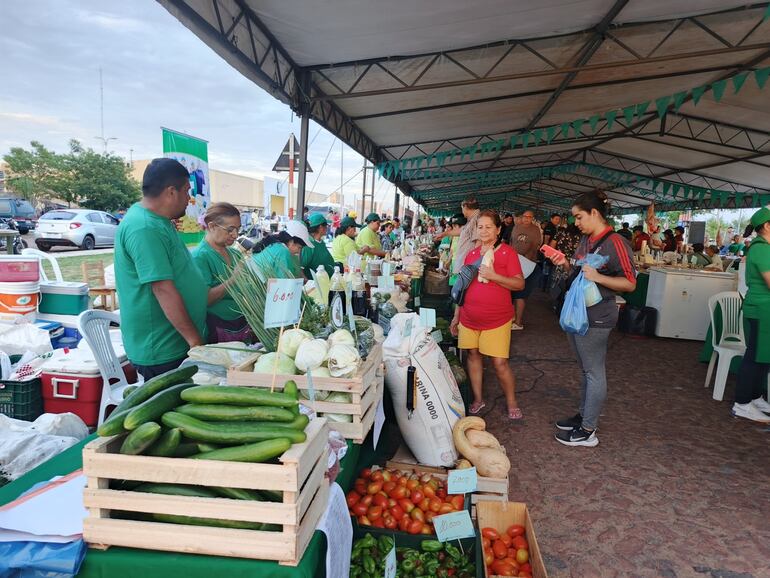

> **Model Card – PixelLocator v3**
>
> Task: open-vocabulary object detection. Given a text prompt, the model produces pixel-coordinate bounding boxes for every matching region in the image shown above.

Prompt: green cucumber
[211,487,264,501]
[134,483,219,498]
[190,438,292,463]
[161,412,307,444]
[123,383,197,430]
[122,385,139,399]
[97,407,133,437]
[258,489,283,502]
[196,442,222,453]
[173,442,200,457]
[175,403,295,423]
[114,365,199,414]
[120,422,162,455]
[180,385,298,408]
[146,428,182,457]
[149,512,264,530]
[220,415,309,431]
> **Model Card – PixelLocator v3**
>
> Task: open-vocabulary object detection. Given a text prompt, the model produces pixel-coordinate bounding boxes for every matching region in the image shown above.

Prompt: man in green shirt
[357,213,388,263]
[301,213,335,278]
[114,158,207,378]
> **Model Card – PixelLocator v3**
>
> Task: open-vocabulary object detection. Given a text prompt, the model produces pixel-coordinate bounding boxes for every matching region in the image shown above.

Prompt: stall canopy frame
[158,0,770,215]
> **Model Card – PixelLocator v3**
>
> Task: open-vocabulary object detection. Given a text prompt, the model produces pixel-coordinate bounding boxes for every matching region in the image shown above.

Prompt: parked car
[0,197,36,234]
[34,209,119,251]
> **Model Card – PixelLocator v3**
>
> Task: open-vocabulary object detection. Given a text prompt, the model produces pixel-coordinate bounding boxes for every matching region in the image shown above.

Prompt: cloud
[76,9,143,32]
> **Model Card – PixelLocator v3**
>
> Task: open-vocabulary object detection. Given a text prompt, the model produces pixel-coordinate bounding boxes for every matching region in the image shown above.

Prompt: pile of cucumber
[97,366,308,463]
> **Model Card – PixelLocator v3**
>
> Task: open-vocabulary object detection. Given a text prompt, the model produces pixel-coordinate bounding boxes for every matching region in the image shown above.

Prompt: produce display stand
[476,500,548,578]
[227,343,384,443]
[82,418,330,565]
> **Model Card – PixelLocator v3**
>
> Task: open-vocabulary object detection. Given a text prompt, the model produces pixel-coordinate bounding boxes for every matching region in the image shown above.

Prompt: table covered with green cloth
[0,435,362,578]
[621,270,649,308]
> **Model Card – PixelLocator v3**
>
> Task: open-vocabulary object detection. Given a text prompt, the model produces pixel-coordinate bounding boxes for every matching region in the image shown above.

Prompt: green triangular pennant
[655,96,671,119]
[545,126,557,144]
[755,67,770,90]
[623,105,636,126]
[732,72,749,94]
[532,128,544,145]
[635,101,650,118]
[560,123,570,139]
[572,119,585,137]
[683,186,691,199]
[697,189,706,202]
[521,132,530,149]
[509,134,519,149]
[764,4,770,22]
[720,191,729,207]
[662,182,672,195]
[761,194,770,206]
[672,184,682,198]
[605,110,618,131]
[711,190,719,203]
[691,85,707,105]
[753,193,760,207]
[711,79,727,102]
[672,91,688,112]
[735,192,744,206]
[588,114,601,134]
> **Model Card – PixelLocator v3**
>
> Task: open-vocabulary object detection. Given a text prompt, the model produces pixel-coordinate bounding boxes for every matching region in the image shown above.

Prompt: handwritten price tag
[378,275,395,289]
[384,545,396,578]
[264,278,304,328]
[433,510,475,542]
[419,307,436,329]
[447,467,477,494]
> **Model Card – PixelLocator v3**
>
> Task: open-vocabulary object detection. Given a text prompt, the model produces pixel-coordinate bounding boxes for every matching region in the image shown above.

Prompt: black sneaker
[555,413,582,431]
[555,427,599,447]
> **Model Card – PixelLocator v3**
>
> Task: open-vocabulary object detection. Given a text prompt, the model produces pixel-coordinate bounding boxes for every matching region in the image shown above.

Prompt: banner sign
[162,127,210,234]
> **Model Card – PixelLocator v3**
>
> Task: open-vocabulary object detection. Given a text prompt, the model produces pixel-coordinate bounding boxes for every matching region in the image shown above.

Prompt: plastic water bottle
[328,267,346,328]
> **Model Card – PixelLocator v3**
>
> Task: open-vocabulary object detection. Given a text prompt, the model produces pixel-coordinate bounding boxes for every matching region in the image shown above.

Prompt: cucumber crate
[227,343,384,444]
[82,418,330,565]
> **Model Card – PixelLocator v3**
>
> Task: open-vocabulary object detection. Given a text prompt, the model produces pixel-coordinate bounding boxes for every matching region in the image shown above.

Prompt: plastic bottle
[328,266,347,328]
[351,268,368,316]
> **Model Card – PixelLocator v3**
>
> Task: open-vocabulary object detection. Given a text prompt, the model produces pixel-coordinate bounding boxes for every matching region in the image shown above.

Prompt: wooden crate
[227,343,383,443]
[476,500,548,578]
[82,418,330,565]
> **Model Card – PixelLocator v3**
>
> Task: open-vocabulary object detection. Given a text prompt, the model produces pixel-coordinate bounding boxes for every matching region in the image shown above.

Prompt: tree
[65,140,140,212]
[2,141,69,206]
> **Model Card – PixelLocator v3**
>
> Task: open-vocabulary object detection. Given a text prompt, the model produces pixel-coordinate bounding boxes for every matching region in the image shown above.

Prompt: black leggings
[735,318,770,404]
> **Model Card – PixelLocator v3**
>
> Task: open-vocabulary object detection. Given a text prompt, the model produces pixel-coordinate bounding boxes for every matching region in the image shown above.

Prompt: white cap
[285,219,312,247]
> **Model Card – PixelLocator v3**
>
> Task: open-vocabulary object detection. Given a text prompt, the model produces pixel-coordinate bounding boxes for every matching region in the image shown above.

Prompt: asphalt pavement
[20,232,114,257]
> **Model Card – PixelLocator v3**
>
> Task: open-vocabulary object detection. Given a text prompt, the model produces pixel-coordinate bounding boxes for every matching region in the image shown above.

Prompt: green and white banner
[162,127,210,234]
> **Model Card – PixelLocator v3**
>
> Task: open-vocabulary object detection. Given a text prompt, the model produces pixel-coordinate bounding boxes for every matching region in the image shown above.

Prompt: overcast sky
[0,0,401,210]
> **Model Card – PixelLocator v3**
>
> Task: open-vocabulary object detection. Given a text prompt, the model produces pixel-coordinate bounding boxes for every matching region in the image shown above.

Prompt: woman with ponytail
[546,190,637,447]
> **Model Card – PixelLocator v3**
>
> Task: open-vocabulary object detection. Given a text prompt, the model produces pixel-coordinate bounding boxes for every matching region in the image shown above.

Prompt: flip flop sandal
[508,407,523,420]
[469,400,486,414]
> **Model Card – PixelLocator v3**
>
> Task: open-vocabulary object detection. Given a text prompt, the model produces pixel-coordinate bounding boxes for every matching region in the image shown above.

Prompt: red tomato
[346,492,360,509]
[508,547,517,558]
[410,490,424,505]
[390,505,404,521]
[381,470,392,482]
[398,516,411,532]
[418,497,431,512]
[490,560,516,576]
[389,485,407,499]
[420,525,433,535]
[512,536,528,550]
[439,503,454,514]
[354,481,367,496]
[357,515,371,526]
[366,481,383,495]
[407,520,423,535]
[482,537,491,549]
[428,497,442,513]
[436,488,447,499]
[406,479,419,491]
[481,527,500,540]
[492,539,508,559]
[520,563,532,573]
[410,508,425,522]
[507,524,525,538]
[398,498,414,513]
[372,494,388,508]
[516,549,529,564]
[382,481,396,494]
[372,517,385,528]
[450,495,465,511]
[360,495,373,507]
[483,548,494,566]
[352,502,368,517]
[397,476,408,487]
[500,533,512,547]
[370,470,384,482]
[359,468,372,480]
[424,511,435,524]
[367,506,383,520]
[422,484,436,499]
[387,499,397,509]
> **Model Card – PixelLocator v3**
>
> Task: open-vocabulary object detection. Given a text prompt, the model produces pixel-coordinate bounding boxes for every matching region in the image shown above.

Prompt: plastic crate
[0,377,43,421]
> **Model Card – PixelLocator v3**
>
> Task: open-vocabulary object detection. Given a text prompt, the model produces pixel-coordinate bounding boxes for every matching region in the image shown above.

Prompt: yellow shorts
[457,321,512,358]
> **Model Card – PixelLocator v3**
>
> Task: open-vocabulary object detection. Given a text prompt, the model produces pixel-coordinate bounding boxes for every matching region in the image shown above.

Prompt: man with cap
[357,212,388,261]
[331,215,370,266]
[731,206,770,423]
[301,213,335,278]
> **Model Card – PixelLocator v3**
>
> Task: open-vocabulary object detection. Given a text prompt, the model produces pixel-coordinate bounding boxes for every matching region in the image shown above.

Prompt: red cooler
[40,349,137,426]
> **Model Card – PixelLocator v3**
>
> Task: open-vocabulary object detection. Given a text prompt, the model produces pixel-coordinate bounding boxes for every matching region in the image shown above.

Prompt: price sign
[447,467,477,494]
[378,275,395,289]
[373,398,385,449]
[433,510,475,542]
[384,545,396,578]
[419,307,436,329]
[264,278,304,328]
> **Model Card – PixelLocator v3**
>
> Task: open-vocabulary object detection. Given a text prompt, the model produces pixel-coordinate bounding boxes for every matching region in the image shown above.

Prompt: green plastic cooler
[38,282,89,315]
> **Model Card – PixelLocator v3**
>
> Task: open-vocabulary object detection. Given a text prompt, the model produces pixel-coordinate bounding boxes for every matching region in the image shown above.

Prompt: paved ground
[469,291,769,578]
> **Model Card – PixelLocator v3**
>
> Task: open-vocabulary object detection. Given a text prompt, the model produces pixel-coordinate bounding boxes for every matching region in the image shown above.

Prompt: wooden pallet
[227,343,384,443]
[82,418,330,565]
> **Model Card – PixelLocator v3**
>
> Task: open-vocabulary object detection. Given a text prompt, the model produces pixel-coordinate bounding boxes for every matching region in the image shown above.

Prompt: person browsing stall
[331,216,369,266]
[509,209,543,330]
[192,202,254,344]
[731,208,770,423]
[300,213,335,278]
[434,195,481,276]
[357,213,388,261]
[115,158,207,379]
[380,221,395,251]
[449,210,525,419]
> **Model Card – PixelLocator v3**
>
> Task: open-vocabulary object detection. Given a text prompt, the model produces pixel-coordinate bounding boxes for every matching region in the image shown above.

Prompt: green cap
[364,212,381,223]
[567,215,576,225]
[307,213,329,227]
[339,216,361,230]
[750,206,770,228]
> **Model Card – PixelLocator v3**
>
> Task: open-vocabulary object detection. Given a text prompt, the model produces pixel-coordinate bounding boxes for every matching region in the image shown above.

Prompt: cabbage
[327,344,361,378]
[326,392,353,403]
[277,329,313,358]
[379,302,398,319]
[294,338,329,372]
[306,365,331,378]
[328,329,355,348]
[253,352,297,375]
[298,388,331,401]
[324,413,353,423]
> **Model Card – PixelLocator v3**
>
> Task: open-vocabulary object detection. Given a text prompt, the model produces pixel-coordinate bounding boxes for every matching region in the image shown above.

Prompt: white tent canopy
[158,0,770,214]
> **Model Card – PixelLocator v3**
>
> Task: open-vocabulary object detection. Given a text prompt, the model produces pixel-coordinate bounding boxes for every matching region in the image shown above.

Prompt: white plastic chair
[78,310,142,426]
[704,291,745,401]
[21,248,63,282]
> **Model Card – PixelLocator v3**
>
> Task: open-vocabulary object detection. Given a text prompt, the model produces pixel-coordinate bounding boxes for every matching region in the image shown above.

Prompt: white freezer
[645,267,738,340]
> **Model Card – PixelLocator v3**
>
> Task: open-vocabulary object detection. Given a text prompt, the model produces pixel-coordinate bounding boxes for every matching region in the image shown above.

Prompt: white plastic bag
[0,323,53,357]
[0,412,88,439]
[383,313,465,467]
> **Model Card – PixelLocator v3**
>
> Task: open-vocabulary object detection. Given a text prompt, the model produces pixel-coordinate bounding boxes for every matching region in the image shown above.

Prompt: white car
[35,209,120,251]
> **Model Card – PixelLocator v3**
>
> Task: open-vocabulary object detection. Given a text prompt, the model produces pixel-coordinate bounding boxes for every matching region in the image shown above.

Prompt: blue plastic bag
[0,539,86,578]
[560,271,589,335]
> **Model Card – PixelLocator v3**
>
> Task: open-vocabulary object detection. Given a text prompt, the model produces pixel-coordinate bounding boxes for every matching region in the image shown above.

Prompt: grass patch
[41,253,115,283]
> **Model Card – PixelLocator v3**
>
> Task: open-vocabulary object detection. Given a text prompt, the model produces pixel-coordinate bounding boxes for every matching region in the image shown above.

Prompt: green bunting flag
[655,96,672,119]
[521,132,530,149]
[764,4,770,22]
[672,91,688,112]
[572,119,585,137]
[711,79,727,102]
[588,114,601,134]
[691,85,707,105]
[545,126,557,144]
[732,72,749,94]
[605,110,618,131]
[623,105,635,126]
[532,128,544,146]
[560,123,570,139]
[635,101,650,118]
[735,192,745,206]
[755,67,770,90]
[662,182,672,195]
[509,134,519,149]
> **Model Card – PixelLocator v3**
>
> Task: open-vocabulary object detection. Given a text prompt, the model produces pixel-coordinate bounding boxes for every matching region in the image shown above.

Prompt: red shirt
[459,244,523,330]
[633,232,650,252]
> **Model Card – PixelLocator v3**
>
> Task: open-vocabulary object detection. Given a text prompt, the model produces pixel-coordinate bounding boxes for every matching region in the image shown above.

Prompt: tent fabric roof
[159,0,770,214]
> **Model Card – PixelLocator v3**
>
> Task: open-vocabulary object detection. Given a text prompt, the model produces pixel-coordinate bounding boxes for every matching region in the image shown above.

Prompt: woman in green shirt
[251,219,311,279]
[193,202,254,344]
[331,216,369,266]
[732,207,770,423]
[301,213,335,277]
